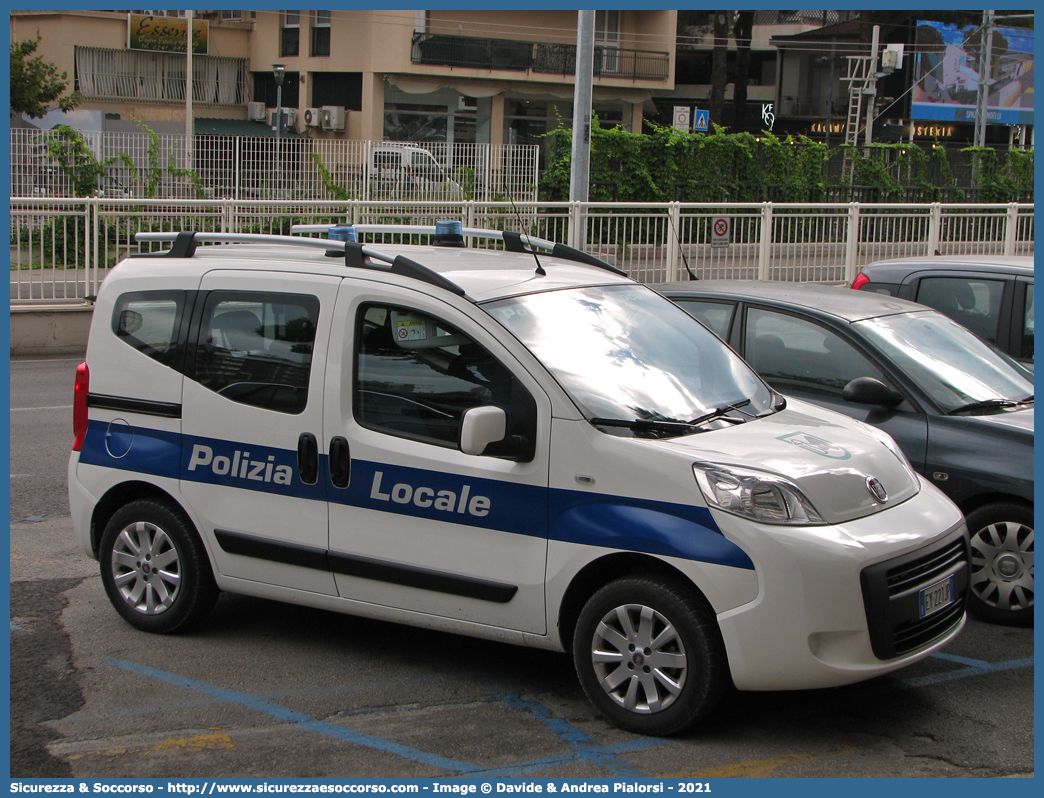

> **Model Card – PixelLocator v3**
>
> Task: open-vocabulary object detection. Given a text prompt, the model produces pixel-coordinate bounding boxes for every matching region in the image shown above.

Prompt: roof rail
[291,224,626,276]
[133,231,467,298]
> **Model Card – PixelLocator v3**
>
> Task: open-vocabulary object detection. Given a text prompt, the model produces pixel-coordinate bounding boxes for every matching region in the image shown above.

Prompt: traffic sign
[711,216,731,247]
[694,109,710,132]
[673,106,691,131]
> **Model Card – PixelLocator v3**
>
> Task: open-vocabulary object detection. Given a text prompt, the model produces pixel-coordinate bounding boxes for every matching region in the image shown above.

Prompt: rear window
[112,290,187,369]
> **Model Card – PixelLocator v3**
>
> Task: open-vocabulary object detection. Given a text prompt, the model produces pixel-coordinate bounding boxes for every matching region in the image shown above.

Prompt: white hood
[664,398,921,525]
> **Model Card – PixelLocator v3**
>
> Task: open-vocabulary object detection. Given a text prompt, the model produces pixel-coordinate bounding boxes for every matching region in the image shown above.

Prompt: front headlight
[693,462,825,525]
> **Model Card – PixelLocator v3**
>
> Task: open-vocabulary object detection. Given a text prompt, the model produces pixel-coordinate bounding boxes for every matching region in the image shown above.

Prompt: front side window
[485,285,773,435]
[193,292,318,414]
[744,308,886,399]
[112,290,186,369]
[355,305,536,458]
[915,276,1005,344]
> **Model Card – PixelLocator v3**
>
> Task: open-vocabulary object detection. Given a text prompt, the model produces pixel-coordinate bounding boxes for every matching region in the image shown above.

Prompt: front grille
[886,537,968,596]
[861,528,969,660]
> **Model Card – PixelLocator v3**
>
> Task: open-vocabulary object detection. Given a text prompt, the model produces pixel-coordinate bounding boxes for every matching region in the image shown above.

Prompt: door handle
[297,433,319,485]
[329,436,351,489]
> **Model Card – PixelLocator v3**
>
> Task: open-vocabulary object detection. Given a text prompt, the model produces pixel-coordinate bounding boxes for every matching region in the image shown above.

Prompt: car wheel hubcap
[590,603,687,714]
[111,521,181,615]
[969,520,1034,612]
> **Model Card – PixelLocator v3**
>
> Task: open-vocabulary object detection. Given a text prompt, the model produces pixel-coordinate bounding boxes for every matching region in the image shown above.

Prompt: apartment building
[11,9,676,146]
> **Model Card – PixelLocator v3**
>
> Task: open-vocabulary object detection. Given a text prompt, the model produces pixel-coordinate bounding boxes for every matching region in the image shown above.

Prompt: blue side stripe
[550,493,754,570]
[82,423,752,570]
[79,420,181,479]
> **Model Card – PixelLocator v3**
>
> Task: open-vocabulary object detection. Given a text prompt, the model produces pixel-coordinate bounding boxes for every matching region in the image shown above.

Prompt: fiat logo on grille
[867,477,888,502]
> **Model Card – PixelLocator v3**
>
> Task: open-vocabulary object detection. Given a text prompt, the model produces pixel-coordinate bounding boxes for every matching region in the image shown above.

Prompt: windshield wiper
[947,398,1020,415]
[589,417,701,435]
[688,399,753,427]
[590,399,757,436]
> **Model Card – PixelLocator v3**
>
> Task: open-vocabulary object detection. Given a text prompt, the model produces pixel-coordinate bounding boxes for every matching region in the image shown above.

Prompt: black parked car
[656,280,1034,626]
[852,255,1034,368]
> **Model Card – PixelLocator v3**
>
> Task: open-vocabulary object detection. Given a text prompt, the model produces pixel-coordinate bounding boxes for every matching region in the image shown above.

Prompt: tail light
[72,362,89,452]
[851,272,870,290]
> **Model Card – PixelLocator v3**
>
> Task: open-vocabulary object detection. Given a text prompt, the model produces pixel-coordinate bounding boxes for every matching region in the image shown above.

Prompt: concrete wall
[10,307,93,357]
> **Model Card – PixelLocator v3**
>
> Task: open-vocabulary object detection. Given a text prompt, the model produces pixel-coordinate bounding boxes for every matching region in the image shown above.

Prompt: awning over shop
[195,117,307,139]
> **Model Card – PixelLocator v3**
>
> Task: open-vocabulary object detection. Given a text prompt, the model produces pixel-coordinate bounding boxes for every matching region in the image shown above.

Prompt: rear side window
[858,282,899,296]
[916,277,1004,344]
[672,298,735,340]
[112,290,187,369]
[192,291,319,414]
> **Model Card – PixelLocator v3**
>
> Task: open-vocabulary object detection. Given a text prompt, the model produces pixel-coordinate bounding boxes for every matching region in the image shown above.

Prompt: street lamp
[272,63,285,196]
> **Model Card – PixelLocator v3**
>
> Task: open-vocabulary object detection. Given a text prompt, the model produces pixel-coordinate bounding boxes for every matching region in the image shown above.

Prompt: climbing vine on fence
[539,123,1031,204]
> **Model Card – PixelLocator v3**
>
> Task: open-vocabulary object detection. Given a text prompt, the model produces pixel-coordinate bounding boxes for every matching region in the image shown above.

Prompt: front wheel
[573,575,728,736]
[99,499,218,633]
[966,502,1033,627]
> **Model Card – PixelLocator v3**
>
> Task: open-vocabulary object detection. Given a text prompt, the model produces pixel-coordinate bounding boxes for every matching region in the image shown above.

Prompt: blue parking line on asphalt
[904,653,1034,688]
[108,658,481,774]
[470,691,656,778]
[107,648,1032,778]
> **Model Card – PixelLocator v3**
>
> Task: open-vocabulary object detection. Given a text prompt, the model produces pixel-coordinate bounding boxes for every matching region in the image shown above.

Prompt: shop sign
[128,13,209,54]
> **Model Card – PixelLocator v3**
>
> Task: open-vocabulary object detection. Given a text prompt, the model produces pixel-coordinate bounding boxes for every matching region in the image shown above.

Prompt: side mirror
[459,406,507,456]
[842,377,903,408]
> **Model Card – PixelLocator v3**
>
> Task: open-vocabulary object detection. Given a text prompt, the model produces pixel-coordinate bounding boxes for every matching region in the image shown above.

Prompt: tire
[966,502,1033,627]
[573,574,728,736]
[99,499,218,634]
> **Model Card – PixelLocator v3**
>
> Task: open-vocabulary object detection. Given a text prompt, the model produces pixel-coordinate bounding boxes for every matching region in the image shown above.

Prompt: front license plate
[919,576,955,618]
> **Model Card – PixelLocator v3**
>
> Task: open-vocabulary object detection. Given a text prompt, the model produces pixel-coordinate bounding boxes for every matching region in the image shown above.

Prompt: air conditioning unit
[270,109,297,131]
[321,105,346,131]
[246,101,266,121]
[303,108,322,127]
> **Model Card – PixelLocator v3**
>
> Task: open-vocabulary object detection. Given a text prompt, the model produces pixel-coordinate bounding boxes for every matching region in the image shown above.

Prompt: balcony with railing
[412,34,670,81]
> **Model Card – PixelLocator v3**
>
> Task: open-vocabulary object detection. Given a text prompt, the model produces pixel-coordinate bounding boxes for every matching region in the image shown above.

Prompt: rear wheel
[573,575,728,736]
[99,499,218,633]
[966,502,1033,627]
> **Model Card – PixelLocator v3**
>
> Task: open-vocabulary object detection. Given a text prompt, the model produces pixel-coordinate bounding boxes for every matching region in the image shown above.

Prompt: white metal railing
[10,129,540,203]
[9,199,1034,304]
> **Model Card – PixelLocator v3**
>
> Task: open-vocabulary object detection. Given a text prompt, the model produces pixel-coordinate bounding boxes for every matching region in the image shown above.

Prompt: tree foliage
[10,36,82,119]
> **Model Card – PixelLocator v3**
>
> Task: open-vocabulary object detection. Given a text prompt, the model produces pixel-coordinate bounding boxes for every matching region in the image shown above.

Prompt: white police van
[69,222,970,736]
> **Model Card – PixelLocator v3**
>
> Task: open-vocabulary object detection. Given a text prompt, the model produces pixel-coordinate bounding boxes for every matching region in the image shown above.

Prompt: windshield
[854,311,1034,413]
[483,284,775,434]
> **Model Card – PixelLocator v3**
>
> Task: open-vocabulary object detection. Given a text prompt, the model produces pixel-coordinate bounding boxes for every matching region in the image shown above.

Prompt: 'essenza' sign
[128,14,209,55]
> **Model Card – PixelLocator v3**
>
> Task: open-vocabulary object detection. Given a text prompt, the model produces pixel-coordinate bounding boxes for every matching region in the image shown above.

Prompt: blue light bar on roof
[434,220,465,247]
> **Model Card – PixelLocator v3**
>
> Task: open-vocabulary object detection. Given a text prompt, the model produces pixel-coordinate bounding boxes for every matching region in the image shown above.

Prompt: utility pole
[185,9,193,175]
[974,10,995,148]
[864,25,880,146]
[569,10,594,203]
[273,63,285,197]
[825,38,836,147]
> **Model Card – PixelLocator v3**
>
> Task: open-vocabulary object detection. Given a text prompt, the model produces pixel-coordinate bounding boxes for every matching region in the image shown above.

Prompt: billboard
[911,20,1033,126]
